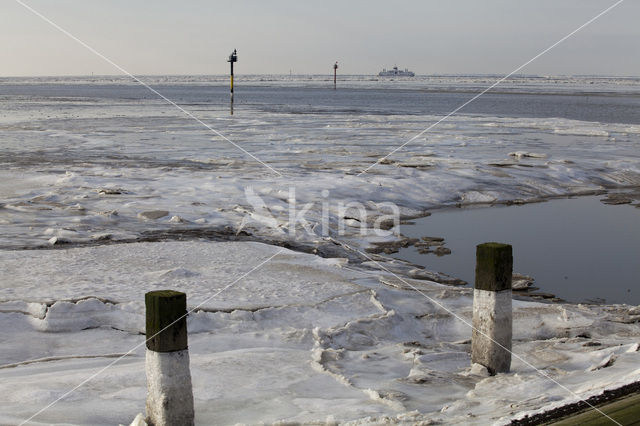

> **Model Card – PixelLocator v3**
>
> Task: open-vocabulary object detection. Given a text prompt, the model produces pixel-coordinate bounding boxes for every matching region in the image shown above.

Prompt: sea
[1,74,639,303]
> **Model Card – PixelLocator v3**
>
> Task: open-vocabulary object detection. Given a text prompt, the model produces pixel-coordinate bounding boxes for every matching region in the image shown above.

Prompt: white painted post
[472,243,513,375]
[145,290,194,426]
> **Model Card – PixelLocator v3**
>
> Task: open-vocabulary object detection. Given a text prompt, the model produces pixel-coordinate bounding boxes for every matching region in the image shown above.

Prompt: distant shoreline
[2,73,640,79]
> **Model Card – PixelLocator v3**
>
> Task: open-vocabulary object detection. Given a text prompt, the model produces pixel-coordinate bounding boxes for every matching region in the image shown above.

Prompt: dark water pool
[394,196,640,305]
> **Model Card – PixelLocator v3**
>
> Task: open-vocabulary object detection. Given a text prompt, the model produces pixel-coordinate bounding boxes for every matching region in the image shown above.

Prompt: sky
[1,0,638,77]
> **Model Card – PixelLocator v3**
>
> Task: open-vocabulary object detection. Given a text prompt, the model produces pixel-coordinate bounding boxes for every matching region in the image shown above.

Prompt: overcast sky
[1,0,638,77]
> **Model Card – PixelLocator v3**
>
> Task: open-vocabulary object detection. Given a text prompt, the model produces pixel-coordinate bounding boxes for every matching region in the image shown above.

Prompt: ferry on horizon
[378,66,415,77]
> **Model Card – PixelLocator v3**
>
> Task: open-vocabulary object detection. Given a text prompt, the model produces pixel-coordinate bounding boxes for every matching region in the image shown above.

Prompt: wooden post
[471,243,513,375]
[145,290,194,426]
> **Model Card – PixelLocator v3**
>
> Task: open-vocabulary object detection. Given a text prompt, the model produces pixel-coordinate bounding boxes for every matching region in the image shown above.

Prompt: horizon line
[1,72,639,79]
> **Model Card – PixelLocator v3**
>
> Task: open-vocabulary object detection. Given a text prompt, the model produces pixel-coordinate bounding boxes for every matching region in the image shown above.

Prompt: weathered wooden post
[472,242,512,375]
[145,290,194,426]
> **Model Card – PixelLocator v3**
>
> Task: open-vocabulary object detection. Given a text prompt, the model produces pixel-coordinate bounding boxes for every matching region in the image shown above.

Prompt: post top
[145,290,188,352]
[146,290,185,299]
[475,242,513,292]
[478,242,511,250]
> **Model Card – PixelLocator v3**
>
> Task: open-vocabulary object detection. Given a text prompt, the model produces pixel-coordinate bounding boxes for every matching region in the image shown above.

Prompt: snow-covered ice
[1,75,640,424]
[1,241,639,425]
[1,76,640,250]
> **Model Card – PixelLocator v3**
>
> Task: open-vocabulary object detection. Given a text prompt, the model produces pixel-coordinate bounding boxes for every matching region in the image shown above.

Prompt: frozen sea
[1,74,640,250]
[2,74,640,295]
[1,75,640,425]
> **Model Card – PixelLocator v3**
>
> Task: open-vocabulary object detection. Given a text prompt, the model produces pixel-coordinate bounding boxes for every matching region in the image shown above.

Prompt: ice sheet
[0,241,639,425]
[1,76,640,424]
[1,97,639,249]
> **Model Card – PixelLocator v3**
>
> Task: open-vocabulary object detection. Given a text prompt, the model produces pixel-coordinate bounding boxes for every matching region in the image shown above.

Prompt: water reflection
[394,196,640,305]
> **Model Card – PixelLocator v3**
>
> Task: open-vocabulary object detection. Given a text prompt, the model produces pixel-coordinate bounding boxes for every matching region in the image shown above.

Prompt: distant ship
[378,66,415,77]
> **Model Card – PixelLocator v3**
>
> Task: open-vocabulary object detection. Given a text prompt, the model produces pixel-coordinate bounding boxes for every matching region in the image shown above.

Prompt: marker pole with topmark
[333,61,338,89]
[228,49,238,113]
